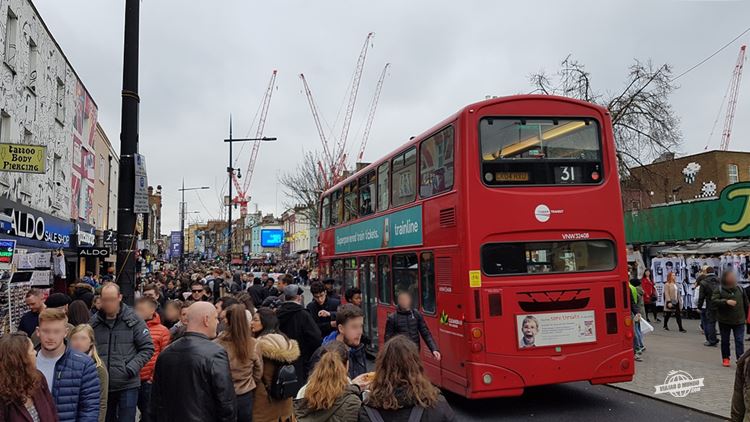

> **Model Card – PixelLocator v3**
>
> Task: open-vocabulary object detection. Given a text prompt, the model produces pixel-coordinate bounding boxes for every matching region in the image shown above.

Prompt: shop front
[73,221,98,278]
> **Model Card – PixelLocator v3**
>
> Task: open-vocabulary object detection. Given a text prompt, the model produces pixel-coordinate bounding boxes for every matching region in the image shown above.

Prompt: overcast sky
[34,0,750,233]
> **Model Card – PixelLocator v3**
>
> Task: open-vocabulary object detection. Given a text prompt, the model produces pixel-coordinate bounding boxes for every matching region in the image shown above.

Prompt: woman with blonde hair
[360,335,456,422]
[663,272,686,332]
[70,324,109,422]
[293,342,362,421]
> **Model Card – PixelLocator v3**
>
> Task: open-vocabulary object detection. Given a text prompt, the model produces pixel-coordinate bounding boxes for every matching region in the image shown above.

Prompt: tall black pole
[116,0,139,305]
[180,179,185,270]
[227,116,233,265]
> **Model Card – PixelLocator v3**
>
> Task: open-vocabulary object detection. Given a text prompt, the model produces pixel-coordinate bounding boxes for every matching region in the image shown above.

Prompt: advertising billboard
[260,229,284,248]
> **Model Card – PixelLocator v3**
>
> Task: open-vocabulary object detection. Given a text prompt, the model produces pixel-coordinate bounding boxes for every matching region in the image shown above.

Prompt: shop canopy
[659,241,750,255]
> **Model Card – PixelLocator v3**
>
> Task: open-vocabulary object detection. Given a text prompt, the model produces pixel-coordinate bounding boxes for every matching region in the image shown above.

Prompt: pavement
[447,381,719,421]
[610,316,737,419]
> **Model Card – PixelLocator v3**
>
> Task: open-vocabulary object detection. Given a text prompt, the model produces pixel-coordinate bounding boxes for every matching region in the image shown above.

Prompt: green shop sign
[335,205,422,254]
[625,182,750,243]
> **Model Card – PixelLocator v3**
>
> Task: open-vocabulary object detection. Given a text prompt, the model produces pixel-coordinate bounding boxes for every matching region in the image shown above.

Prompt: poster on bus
[516,310,596,349]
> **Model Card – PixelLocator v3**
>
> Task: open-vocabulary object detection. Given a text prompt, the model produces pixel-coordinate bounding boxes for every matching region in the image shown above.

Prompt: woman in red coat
[0,332,59,421]
[641,269,660,323]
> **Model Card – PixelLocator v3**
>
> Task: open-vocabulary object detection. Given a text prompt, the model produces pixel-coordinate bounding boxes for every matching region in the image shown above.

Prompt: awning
[659,241,750,255]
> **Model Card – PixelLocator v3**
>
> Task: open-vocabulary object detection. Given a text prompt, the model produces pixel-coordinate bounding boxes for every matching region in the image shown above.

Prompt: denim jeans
[633,321,644,350]
[719,322,745,360]
[701,309,718,344]
[237,390,254,422]
[106,387,139,422]
[137,382,152,422]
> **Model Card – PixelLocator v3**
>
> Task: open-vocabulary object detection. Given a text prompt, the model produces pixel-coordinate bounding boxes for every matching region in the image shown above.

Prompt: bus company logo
[534,204,563,223]
[439,311,449,325]
[654,370,704,398]
[439,310,463,329]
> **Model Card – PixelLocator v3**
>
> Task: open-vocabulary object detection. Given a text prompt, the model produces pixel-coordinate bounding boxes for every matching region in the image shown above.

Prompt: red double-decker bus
[317,95,634,398]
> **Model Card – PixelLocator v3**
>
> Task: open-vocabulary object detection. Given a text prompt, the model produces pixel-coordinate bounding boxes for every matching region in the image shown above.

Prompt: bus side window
[344,181,358,222]
[378,255,392,305]
[420,252,436,314]
[321,195,330,229]
[377,162,390,212]
[393,253,418,304]
[331,189,343,226]
[420,126,455,198]
[392,147,416,207]
[359,171,376,216]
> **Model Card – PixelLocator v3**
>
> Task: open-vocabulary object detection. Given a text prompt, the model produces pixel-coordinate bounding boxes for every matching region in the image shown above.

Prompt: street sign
[78,247,110,258]
[0,239,16,270]
[0,143,46,174]
[133,154,149,214]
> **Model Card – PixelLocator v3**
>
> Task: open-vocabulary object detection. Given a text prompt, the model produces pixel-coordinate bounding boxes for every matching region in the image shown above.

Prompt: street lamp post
[178,180,209,270]
[224,117,276,266]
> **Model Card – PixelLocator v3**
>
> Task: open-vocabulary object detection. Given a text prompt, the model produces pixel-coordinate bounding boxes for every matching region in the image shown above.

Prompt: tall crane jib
[357,63,391,163]
[721,45,746,151]
[232,70,278,216]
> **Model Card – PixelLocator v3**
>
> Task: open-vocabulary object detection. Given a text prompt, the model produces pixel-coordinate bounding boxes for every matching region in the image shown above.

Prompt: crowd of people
[0,264,455,422]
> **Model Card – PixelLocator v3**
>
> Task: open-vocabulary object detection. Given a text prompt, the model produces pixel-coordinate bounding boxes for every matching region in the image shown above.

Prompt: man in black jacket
[276,284,322,383]
[90,283,154,422]
[697,267,720,346]
[150,301,236,422]
[385,291,441,361]
[306,281,340,338]
[248,277,268,307]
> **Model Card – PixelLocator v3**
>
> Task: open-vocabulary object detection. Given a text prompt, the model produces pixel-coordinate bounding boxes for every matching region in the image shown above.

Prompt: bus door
[432,252,469,390]
[359,256,378,354]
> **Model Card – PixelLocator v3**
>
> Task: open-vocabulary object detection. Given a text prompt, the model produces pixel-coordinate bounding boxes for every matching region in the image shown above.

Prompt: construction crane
[232,70,278,215]
[299,73,334,188]
[720,45,746,151]
[356,63,390,163]
[332,32,375,181]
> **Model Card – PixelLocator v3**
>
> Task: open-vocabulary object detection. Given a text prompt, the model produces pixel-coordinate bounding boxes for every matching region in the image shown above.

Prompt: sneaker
[704,341,712,346]
[679,329,687,333]
[634,354,643,362]
[663,327,670,331]
[723,358,731,367]
[656,318,662,322]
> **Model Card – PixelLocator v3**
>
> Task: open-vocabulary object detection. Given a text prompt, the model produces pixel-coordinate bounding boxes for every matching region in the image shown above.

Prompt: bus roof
[321,94,607,197]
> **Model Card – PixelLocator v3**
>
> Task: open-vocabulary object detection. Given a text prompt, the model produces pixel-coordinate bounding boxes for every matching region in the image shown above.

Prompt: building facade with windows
[0,0,118,282]
[623,150,750,211]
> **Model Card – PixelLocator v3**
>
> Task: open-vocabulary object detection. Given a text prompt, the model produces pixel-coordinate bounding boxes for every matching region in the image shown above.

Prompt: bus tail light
[624,315,632,327]
[471,342,483,353]
[471,328,483,339]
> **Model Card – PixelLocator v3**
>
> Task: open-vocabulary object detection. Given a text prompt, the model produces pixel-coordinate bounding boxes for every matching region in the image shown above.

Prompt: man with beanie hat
[276,284,321,384]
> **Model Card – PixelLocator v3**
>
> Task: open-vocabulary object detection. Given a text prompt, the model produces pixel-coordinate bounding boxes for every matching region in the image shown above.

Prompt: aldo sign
[78,247,110,258]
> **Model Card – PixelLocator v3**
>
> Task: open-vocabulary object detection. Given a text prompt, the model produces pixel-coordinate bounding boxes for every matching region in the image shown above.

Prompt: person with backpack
[385,291,441,361]
[712,271,748,367]
[293,342,363,422]
[697,266,720,346]
[251,308,301,422]
[359,335,457,422]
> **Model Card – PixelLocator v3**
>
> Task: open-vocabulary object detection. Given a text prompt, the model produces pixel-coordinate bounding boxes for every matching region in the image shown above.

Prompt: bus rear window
[479,118,603,186]
[481,240,616,275]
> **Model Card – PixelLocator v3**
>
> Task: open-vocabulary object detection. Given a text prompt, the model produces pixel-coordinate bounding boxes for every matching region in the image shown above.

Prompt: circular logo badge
[534,204,551,222]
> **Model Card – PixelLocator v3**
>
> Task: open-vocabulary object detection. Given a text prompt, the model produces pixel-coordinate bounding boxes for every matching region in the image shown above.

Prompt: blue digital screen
[260,229,284,248]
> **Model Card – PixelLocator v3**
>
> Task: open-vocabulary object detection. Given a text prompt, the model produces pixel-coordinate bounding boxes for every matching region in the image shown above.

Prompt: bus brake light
[471,342,483,353]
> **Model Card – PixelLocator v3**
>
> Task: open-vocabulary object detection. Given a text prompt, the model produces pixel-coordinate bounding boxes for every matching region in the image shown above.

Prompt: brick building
[623,150,750,211]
